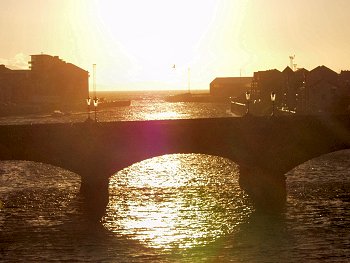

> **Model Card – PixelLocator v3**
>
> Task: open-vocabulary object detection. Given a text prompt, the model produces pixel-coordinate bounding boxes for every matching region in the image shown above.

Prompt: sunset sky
[1,0,349,91]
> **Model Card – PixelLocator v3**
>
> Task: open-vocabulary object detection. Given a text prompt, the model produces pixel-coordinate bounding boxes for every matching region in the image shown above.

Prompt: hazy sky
[1,0,349,90]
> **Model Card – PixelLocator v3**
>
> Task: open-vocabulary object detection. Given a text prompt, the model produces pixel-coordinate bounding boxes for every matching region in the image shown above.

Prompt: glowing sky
[1,0,350,90]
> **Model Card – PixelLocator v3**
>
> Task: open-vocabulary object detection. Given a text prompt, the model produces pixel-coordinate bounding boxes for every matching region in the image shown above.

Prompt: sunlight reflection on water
[102,154,253,249]
[144,111,185,120]
[0,161,80,231]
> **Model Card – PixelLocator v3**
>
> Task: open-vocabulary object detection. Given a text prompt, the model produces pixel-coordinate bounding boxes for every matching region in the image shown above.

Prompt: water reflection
[102,154,253,249]
[0,161,81,231]
[284,150,350,261]
[144,111,185,120]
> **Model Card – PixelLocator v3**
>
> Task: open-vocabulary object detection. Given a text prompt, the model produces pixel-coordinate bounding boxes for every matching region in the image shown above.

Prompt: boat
[51,110,65,117]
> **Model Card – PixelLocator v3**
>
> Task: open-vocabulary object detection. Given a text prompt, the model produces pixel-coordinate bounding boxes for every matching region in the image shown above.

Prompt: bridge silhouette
[0,115,349,216]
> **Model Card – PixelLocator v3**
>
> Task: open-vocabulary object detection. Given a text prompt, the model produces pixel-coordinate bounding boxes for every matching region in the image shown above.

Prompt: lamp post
[93,97,98,122]
[271,91,276,116]
[301,80,306,114]
[92,63,98,122]
[245,91,251,115]
[86,97,91,120]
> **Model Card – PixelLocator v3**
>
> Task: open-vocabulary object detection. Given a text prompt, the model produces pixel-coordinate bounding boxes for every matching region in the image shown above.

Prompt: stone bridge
[0,115,349,214]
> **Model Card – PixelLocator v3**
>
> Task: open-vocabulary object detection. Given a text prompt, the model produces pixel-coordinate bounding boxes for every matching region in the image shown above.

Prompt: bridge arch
[285,149,350,214]
[105,151,239,179]
[0,157,82,179]
[284,147,350,176]
[0,160,80,201]
[104,141,350,184]
[286,148,350,179]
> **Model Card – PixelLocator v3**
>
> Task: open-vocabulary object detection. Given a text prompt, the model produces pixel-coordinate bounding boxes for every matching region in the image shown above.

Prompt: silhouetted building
[0,65,31,103]
[0,54,88,108]
[222,65,350,115]
[293,68,309,112]
[254,66,350,114]
[305,66,339,113]
[251,69,284,104]
[282,66,298,109]
[210,77,252,98]
[339,70,350,93]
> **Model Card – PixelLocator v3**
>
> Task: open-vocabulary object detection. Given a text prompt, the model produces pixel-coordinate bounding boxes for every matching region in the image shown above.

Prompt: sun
[83,0,221,89]
[66,0,249,90]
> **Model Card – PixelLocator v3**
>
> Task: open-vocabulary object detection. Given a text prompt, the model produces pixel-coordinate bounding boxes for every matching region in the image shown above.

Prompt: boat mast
[92,64,98,122]
[93,64,97,100]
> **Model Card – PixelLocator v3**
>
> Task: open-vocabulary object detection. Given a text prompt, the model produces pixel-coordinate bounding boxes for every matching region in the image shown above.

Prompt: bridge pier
[239,166,286,212]
[80,172,110,222]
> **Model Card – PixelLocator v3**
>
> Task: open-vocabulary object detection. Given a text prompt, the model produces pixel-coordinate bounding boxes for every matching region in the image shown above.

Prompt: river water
[0,91,349,262]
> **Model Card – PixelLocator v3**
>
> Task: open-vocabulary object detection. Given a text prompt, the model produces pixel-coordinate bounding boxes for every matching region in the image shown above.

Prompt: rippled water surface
[0,92,349,262]
[103,154,252,250]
